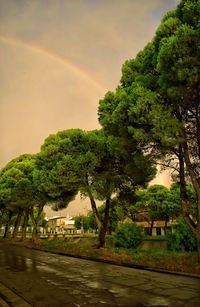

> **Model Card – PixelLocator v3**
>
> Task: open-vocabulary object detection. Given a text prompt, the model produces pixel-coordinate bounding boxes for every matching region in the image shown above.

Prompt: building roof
[47,216,66,221]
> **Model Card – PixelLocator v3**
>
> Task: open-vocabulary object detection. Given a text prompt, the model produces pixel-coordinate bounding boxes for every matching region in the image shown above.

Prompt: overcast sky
[0,0,179,216]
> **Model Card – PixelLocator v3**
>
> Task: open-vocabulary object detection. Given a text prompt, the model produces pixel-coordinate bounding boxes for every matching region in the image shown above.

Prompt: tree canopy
[98,0,200,260]
[35,128,155,247]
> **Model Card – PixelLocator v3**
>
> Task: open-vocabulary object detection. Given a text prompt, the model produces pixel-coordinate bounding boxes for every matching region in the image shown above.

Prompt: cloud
[0,0,179,89]
[0,40,104,166]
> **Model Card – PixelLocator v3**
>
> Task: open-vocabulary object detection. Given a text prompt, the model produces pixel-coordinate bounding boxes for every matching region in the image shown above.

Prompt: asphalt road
[0,243,199,307]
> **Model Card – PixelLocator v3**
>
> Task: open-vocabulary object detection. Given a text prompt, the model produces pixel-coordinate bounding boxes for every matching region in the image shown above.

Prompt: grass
[98,246,200,274]
[143,235,167,241]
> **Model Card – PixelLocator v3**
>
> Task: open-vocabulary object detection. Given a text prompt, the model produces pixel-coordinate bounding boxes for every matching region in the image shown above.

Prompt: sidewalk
[0,282,31,307]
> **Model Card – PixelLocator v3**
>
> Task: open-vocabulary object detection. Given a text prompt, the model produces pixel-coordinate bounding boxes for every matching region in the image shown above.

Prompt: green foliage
[85,200,125,233]
[35,129,113,201]
[134,184,181,224]
[167,218,197,252]
[74,215,90,231]
[98,0,200,254]
[99,0,200,154]
[36,127,156,249]
[0,153,53,240]
[169,183,197,219]
[28,209,46,227]
[114,223,144,249]
[43,239,68,251]
[0,154,37,211]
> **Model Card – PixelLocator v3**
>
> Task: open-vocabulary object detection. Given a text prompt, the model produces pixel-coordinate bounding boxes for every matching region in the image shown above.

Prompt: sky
[0,0,179,216]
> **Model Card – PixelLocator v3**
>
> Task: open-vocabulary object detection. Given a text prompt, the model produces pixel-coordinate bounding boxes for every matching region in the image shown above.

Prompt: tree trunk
[196,196,200,263]
[98,198,111,248]
[178,144,200,262]
[179,145,197,233]
[12,210,23,239]
[107,223,112,235]
[88,193,102,231]
[3,210,13,239]
[85,177,102,231]
[182,141,200,204]
[130,213,136,222]
[22,208,30,240]
[149,220,154,236]
[164,218,168,234]
[30,204,45,242]
[0,208,5,232]
[31,221,38,241]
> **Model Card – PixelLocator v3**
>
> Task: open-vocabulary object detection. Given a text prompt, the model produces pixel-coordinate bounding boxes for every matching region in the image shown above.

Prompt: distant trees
[98,0,200,260]
[134,185,181,235]
[74,214,95,232]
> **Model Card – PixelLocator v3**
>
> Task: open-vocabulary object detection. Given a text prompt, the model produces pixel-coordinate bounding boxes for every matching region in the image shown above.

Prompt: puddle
[143,296,170,306]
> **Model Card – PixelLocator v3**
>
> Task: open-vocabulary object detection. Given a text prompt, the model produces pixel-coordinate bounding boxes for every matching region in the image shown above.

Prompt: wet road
[0,243,199,307]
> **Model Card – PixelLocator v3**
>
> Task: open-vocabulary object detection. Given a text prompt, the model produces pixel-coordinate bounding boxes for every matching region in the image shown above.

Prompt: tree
[74,215,90,232]
[0,154,36,239]
[36,128,155,248]
[83,201,124,235]
[135,185,181,235]
[155,2,200,258]
[169,183,197,221]
[98,0,200,261]
[0,154,52,241]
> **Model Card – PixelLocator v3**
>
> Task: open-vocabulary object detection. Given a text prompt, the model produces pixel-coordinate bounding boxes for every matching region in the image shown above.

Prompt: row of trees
[0,129,156,247]
[98,0,200,260]
[0,154,62,241]
[0,0,199,259]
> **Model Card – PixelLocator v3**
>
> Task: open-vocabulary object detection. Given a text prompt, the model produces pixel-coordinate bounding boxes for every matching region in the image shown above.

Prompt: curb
[0,282,31,307]
[49,250,200,279]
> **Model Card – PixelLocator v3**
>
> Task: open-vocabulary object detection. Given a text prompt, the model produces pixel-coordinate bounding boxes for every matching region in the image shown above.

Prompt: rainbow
[0,35,105,93]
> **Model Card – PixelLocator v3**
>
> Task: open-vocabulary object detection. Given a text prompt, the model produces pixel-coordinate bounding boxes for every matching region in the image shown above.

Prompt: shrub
[167,218,197,252]
[114,223,144,249]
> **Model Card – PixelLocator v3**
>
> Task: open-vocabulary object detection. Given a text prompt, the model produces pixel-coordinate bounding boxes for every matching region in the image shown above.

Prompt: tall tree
[98,0,200,260]
[36,129,155,247]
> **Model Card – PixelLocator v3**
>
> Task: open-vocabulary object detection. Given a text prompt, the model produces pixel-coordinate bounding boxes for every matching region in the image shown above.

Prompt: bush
[167,218,197,252]
[114,223,144,249]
